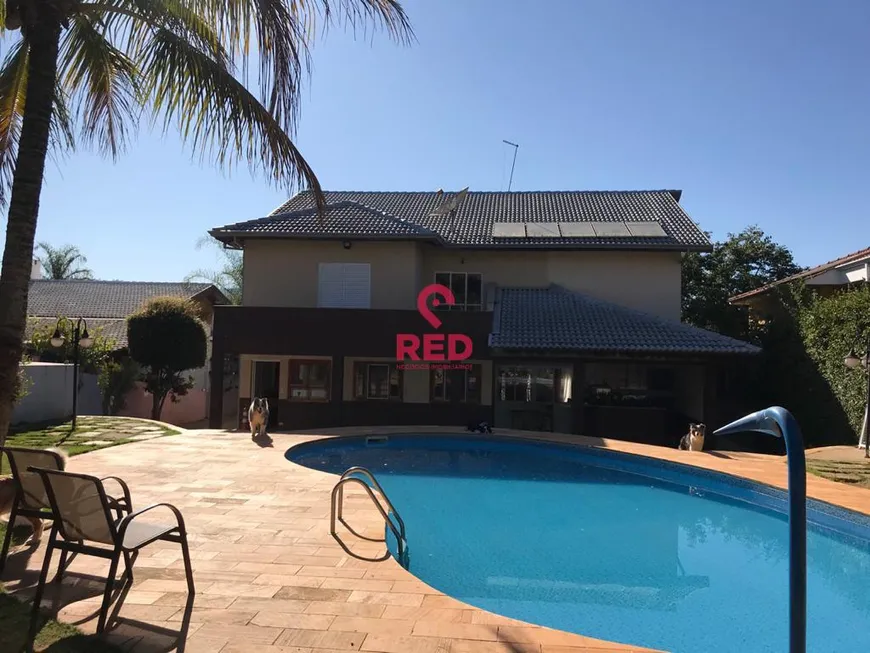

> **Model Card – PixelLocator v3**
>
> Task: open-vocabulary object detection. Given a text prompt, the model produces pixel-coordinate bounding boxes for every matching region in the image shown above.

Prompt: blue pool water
[287,435,870,653]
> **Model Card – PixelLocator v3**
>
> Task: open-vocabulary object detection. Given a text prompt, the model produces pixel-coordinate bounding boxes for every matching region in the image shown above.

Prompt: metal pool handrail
[330,467,407,562]
[714,406,806,653]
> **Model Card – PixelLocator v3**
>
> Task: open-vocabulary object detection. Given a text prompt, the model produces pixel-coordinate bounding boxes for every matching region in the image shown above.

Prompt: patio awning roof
[489,286,761,356]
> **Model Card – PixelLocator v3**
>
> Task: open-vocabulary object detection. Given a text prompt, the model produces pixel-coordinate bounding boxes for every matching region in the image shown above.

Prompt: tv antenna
[429,187,470,234]
[503,140,519,191]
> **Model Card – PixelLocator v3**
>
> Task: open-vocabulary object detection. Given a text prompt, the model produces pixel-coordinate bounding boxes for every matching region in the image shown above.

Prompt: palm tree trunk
[0,15,62,448]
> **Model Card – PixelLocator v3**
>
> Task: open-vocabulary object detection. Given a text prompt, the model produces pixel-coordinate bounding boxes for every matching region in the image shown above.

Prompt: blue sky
[7,0,870,281]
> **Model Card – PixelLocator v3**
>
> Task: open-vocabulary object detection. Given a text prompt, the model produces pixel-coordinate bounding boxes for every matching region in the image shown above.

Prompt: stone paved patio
[2,427,868,653]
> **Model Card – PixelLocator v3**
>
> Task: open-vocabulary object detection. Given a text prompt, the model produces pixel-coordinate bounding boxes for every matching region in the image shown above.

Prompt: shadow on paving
[2,545,194,653]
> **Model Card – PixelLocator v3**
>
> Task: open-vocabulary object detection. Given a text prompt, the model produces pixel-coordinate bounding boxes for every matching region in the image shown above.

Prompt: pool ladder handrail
[330,466,407,562]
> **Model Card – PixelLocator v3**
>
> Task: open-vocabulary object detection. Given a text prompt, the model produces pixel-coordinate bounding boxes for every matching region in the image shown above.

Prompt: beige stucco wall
[242,240,421,309]
[421,248,682,320]
[242,240,682,320]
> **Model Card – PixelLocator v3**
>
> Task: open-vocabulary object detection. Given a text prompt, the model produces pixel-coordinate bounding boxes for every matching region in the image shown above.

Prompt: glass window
[432,272,483,311]
[354,363,402,400]
[431,365,482,403]
[368,364,389,399]
[532,368,556,403]
[466,364,482,403]
[498,366,568,403]
[288,359,331,401]
[466,274,482,309]
[499,367,532,402]
[432,368,447,401]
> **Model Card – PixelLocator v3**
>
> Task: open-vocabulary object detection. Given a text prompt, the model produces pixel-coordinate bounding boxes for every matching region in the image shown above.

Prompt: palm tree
[186,236,242,304]
[0,0,413,445]
[36,241,93,279]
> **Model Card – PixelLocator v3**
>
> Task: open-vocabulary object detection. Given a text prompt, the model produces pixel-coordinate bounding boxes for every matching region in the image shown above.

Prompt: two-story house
[206,189,760,444]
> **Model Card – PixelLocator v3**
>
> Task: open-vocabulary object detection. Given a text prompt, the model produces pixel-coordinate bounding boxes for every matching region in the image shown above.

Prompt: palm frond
[60,13,140,158]
[0,38,68,206]
[319,0,414,44]
[78,0,231,69]
[37,242,94,279]
[140,26,323,202]
[0,38,28,206]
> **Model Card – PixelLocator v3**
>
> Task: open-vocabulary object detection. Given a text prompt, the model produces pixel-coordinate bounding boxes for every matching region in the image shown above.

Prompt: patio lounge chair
[0,446,134,575]
[25,467,195,645]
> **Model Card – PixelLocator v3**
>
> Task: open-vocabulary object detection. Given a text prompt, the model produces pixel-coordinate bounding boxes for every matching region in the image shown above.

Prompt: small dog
[679,423,707,452]
[467,421,493,434]
[0,447,68,543]
[248,397,270,438]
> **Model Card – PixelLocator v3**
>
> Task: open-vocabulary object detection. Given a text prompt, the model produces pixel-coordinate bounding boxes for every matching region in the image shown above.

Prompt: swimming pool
[287,434,870,653]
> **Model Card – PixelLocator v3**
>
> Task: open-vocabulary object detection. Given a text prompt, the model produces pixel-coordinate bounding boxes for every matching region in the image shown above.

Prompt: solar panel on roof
[492,222,526,238]
[626,221,667,237]
[525,222,561,238]
[558,222,596,237]
[590,222,632,237]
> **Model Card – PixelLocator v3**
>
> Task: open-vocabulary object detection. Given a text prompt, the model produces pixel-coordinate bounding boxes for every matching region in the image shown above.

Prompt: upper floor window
[318,263,371,308]
[289,359,331,401]
[353,362,402,400]
[433,272,482,311]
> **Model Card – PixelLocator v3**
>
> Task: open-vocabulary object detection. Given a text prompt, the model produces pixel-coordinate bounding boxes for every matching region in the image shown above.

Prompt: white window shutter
[342,263,371,308]
[318,263,371,308]
[317,263,344,307]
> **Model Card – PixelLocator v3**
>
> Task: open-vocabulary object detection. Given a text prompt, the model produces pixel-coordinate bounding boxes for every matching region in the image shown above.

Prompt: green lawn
[0,586,123,653]
[806,458,870,489]
[2,416,179,473]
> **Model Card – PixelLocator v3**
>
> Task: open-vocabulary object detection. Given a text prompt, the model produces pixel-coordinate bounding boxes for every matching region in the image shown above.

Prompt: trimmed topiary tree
[127,297,207,421]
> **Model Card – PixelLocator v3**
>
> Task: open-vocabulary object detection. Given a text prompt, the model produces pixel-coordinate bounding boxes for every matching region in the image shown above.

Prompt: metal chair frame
[25,467,194,649]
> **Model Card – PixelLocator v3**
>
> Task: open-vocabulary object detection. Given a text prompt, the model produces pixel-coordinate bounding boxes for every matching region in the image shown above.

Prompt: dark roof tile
[491,286,760,355]
[211,190,710,251]
[28,280,222,320]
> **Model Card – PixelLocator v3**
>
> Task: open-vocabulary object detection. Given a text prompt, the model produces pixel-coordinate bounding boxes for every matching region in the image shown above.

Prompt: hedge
[754,283,870,448]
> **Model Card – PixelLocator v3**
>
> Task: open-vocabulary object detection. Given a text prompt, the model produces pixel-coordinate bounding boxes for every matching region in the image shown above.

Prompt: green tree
[36,241,93,279]
[0,1,413,449]
[127,296,207,420]
[682,225,803,339]
[98,356,140,415]
[186,236,242,304]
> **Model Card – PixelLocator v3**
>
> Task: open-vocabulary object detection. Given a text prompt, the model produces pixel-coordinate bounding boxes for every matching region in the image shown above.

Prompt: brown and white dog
[679,423,707,452]
[248,397,270,438]
[0,447,68,543]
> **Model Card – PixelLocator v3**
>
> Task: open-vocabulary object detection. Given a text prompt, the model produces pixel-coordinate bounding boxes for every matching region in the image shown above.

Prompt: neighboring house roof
[490,286,761,355]
[729,246,870,305]
[210,190,712,251]
[26,280,229,348]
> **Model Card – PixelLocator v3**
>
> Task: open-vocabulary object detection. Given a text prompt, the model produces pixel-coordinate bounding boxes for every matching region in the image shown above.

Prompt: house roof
[490,286,761,355]
[210,190,712,251]
[26,280,228,348]
[729,246,870,305]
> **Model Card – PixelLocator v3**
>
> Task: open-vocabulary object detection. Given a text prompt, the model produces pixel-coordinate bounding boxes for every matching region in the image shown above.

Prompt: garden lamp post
[843,335,870,458]
[714,406,806,653]
[50,317,93,430]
